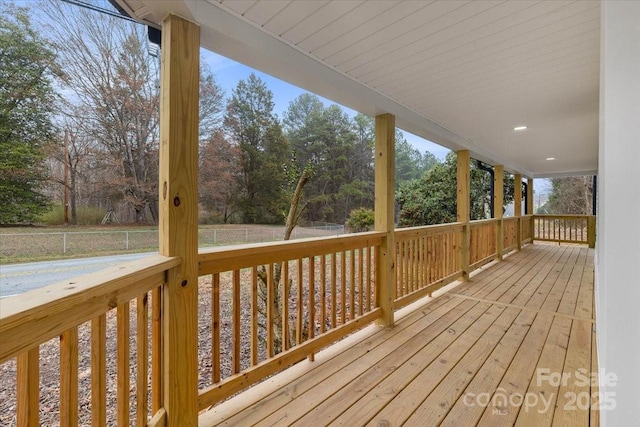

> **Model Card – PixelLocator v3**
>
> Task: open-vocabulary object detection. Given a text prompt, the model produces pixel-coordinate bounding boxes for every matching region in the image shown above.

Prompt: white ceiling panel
[219,0,257,16]
[327,0,474,69]
[349,1,553,81]
[262,1,329,36]
[314,0,435,63]
[371,1,599,93]
[280,1,365,46]
[116,0,602,177]
[242,0,290,26]
[296,1,396,53]
[378,17,600,97]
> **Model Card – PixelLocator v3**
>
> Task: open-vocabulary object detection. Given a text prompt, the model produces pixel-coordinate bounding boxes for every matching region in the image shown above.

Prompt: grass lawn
[0,224,338,264]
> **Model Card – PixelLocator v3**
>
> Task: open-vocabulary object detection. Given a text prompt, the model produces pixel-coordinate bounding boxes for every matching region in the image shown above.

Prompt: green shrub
[346,207,375,233]
[38,205,105,226]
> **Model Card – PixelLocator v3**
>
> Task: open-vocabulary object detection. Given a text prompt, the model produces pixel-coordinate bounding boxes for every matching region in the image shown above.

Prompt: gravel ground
[0,257,373,426]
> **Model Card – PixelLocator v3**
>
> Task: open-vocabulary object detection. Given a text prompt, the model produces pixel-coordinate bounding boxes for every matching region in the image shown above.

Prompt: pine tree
[397,153,515,226]
[224,74,290,223]
[0,5,56,223]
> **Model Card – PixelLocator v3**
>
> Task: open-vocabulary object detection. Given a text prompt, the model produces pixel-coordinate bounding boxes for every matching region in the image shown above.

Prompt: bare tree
[257,167,312,354]
[41,1,225,223]
[199,130,242,223]
[46,103,97,224]
[42,1,160,222]
[543,176,594,214]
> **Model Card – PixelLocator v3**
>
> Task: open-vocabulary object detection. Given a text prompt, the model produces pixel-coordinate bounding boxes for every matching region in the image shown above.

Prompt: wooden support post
[494,165,504,260]
[375,113,395,327]
[514,173,522,250]
[527,178,534,215]
[457,150,470,279]
[527,177,534,243]
[159,14,200,426]
[17,348,39,426]
[588,215,596,248]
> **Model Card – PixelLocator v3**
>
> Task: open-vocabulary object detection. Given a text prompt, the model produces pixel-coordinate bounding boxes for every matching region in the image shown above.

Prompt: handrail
[469,218,500,226]
[394,222,465,236]
[199,231,385,274]
[534,214,594,219]
[0,254,179,363]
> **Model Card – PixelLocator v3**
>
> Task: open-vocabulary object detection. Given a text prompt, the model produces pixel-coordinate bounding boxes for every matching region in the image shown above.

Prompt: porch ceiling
[113,0,600,178]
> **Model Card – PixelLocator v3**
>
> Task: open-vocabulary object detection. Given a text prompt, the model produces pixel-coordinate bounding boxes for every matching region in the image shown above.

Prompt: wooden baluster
[372,246,378,307]
[436,234,444,280]
[448,232,454,276]
[331,252,337,328]
[396,240,402,297]
[320,256,326,333]
[414,237,420,291]
[61,327,79,427]
[422,235,427,287]
[282,262,290,352]
[233,270,241,372]
[151,287,162,413]
[340,251,346,325]
[212,273,221,382]
[358,248,364,316]
[251,268,258,365]
[406,240,410,294]
[366,247,372,312]
[407,239,416,292]
[416,237,422,291]
[117,304,129,427]
[91,315,106,427]
[136,293,149,426]
[297,258,303,344]
[349,250,355,321]
[308,257,315,361]
[425,235,430,287]
[266,264,274,357]
[17,348,39,426]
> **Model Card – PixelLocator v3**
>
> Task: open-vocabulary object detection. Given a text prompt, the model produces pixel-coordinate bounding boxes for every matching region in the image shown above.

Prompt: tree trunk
[258,167,312,354]
[70,172,77,225]
[284,169,312,240]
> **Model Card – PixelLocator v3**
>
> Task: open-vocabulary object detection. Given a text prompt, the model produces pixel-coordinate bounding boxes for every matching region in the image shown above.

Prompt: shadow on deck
[201,244,598,426]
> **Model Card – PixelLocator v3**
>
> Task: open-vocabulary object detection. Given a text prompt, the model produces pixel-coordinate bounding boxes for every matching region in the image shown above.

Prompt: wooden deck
[200,244,598,427]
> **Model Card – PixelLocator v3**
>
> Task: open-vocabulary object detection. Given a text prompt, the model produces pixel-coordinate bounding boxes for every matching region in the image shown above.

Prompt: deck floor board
[200,244,597,427]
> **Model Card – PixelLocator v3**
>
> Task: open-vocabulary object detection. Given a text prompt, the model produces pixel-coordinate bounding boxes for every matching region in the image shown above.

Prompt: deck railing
[533,214,596,247]
[196,232,384,409]
[0,214,574,425]
[394,223,464,308]
[0,255,179,426]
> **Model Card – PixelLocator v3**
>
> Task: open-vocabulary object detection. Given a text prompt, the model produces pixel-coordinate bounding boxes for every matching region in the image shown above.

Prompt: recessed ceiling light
[513,125,528,131]
[546,157,556,161]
